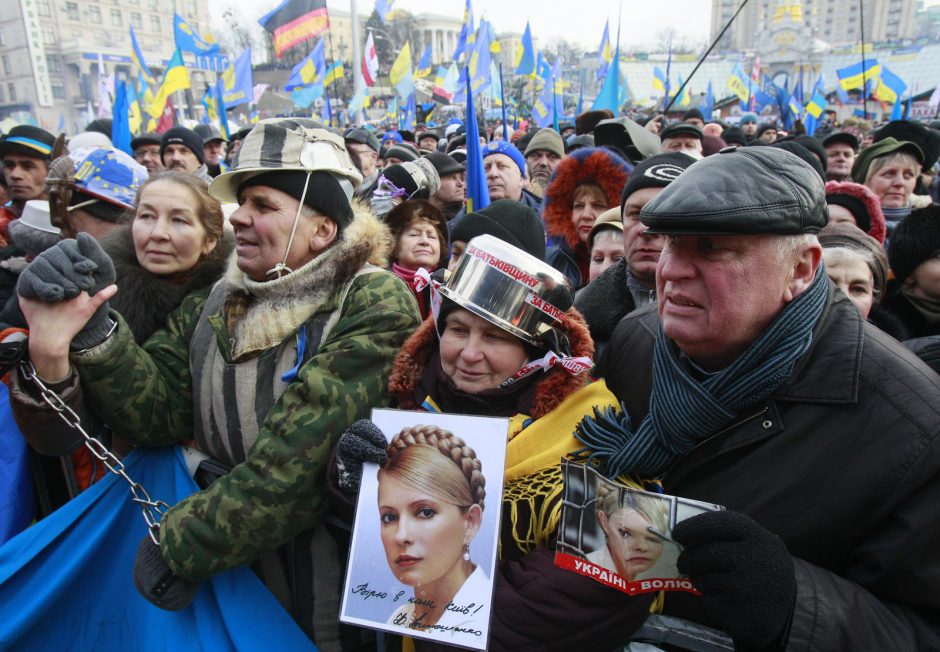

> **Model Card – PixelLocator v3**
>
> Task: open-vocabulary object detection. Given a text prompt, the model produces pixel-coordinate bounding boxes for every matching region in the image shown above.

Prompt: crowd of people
[0,104,939,651]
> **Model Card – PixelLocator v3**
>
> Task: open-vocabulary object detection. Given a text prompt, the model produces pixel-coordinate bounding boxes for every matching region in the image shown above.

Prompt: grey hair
[770,233,820,266]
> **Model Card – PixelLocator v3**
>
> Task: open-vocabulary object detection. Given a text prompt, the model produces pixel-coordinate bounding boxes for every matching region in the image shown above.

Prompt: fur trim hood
[824,180,887,244]
[542,148,632,248]
[100,225,234,344]
[389,307,595,419]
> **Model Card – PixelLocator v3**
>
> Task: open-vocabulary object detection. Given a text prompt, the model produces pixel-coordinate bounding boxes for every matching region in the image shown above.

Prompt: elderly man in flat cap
[589,147,940,650]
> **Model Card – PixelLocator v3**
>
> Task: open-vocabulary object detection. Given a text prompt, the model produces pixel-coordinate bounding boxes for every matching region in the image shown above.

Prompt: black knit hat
[620,152,696,208]
[161,127,205,164]
[888,205,940,284]
[721,126,748,147]
[450,199,546,260]
[424,151,464,178]
[239,170,354,229]
[382,143,420,162]
[874,120,940,172]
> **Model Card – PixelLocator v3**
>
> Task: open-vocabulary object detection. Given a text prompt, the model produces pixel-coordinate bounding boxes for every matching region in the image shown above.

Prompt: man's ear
[784,242,822,302]
[309,215,339,255]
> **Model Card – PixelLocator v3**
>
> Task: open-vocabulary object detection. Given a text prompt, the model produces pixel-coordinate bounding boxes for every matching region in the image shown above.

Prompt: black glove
[336,419,388,493]
[17,233,116,350]
[673,510,796,650]
[133,535,200,611]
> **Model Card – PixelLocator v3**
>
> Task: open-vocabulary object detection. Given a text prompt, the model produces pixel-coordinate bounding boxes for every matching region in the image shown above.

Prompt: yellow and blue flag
[415,44,432,79]
[515,22,535,76]
[221,49,253,108]
[374,0,394,22]
[726,62,751,103]
[652,67,667,94]
[127,81,142,135]
[452,0,475,61]
[674,76,691,107]
[837,59,881,91]
[804,88,827,119]
[596,20,612,81]
[468,21,492,96]
[323,60,345,87]
[390,41,415,99]
[875,65,906,105]
[148,48,190,119]
[285,40,325,91]
[129,26,155,85]
[173,14,219,56]
[464,70,489,213]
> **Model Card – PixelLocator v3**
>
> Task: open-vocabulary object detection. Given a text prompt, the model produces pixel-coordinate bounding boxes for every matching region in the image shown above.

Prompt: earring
[463,543,471,562]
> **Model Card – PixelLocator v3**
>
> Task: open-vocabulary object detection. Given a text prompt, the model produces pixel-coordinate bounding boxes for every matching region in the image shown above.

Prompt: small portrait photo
[340,409,509,651]
[554,460,722,595]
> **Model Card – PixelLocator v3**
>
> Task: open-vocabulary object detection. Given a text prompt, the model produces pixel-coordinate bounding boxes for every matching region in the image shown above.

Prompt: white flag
[362,32,379,87]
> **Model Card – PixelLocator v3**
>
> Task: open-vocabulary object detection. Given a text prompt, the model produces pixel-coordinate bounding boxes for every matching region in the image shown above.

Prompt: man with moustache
[160,127,211,182]
[524,128,566,198]
[0,126,55,218]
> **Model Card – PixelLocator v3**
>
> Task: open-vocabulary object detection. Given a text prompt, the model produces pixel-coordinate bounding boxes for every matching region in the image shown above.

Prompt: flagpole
[325,31,341,128]
[499,63,509,140]
[858,0,868,118]
[662,0,750,114]
[350,0,364,125]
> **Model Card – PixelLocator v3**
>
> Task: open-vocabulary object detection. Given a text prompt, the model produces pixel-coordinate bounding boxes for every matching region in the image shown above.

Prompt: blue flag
[216,79,231,139]
[592,43,620,113]
[464,70,489,213]
[221,49,253,108]
[702,80,714,121]
[0,446,316,651]
[285,41,325,91]
[173,14,219,56]
[0,384,33,546]
[111,81,133,155]
[515,22,535,76]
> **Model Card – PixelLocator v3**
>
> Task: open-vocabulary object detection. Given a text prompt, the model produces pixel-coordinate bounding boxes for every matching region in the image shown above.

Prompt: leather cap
[640,146,827,235]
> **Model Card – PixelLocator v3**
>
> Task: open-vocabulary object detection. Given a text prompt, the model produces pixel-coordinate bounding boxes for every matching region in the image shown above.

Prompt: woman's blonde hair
[595,482,668,533]
[383,425,486,511]
[864,152,920,187]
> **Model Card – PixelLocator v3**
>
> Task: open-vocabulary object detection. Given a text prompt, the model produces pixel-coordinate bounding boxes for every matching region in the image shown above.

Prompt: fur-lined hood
[542,147,631,249]
[389,307,595,420]
[100,225,234,343]
[824,180,887,244]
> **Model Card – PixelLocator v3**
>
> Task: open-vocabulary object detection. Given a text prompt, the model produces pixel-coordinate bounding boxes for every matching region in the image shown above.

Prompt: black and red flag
[258,0,330,59]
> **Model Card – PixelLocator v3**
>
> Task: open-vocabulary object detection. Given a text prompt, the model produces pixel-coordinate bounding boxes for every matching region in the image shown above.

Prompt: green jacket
[73,220,420,585]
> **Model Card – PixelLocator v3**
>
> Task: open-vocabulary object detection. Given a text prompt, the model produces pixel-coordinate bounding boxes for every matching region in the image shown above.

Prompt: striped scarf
[576,266,830,479]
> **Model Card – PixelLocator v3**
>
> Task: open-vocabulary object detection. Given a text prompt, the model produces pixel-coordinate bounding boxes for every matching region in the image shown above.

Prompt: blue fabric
[0,446,316,651]
[0,384,33,546]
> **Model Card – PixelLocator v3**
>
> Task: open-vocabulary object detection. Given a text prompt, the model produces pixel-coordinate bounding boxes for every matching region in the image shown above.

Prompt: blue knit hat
[483,140,526,178]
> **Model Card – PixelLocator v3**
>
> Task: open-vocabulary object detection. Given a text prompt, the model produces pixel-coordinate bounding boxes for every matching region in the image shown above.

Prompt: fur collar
[389,308,595,419]
[100,225,234,343]
[224,202,393,359]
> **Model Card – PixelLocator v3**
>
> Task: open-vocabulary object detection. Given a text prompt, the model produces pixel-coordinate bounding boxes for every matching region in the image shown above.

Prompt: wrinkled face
[133,144,164,175]
[419,135,439,151]
[662,137,702,154]
[598,507,664,581]
[162,144,200,172]
[571,185,608,244]
[866,159,917,209]
[907,258,940,301]
[439,309,529,393]
[622,187,666,287]
[2,154,48,202]
[826,203,858,227]
[203,140,225,166]
[132,180,215,276]
[526,150,561,184]
[435,172,466,204]
[346,142,378,178]
[823,251,874,318]
[757,129,777,144]
[230,185,327,281]
[825,143,855,178]
[396,218,441,270]
[378,474,475,588]
[484,153,524,201]
[589,230,625,281]
[657,233,796,370]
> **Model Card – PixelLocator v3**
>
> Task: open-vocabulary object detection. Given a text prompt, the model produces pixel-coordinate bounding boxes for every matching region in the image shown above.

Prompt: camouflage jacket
[73,209,420,586]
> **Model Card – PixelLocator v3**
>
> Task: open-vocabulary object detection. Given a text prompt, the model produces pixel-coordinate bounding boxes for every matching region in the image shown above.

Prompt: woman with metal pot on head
[335,218,654,651]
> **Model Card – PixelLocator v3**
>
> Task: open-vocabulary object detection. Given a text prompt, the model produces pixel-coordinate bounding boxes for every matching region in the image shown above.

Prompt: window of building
[8,83,16,103]
[51,82,66,100]
[185,0,196,14]
[66,2,79,20]
[1,56,10,76]
[0,27,5,47]
[43,26,55,44]
[46,54,61,73]
[111,9,122,26]
[37,0,51,16]
[0,85,5,103]
[150,14,160,32]
[149,0,158,9]
[88,5,102,22]
[131,12,142,29]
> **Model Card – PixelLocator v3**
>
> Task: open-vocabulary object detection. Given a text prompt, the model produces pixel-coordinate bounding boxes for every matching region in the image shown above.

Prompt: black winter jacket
[596,286,940,650]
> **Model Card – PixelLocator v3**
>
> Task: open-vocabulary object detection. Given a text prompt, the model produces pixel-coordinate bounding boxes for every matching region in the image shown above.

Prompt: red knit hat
[824,180,886,245]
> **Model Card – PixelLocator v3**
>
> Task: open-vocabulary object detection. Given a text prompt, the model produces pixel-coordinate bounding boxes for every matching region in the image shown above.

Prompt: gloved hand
[336,419,388,493]
[133,534,200,611]
[673,510,796,650]
[17,233,117,350]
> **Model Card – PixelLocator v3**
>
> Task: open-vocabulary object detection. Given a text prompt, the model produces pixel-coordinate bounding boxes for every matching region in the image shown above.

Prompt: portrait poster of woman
[340,409,508,651]
[554,460,722,596]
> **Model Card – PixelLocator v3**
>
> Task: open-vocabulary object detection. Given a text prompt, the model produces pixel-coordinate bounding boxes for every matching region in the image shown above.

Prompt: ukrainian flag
[415,44,432,79]
[129,27,155,85]
[323,61,345,87]
[836,59,881,91]
[652,67,667,94]
[675,76,691,107]
[515,22,535,76]
[148,48,190,119]
[875,66,906,105]
[726,63,751,102]
[804,88,827,119]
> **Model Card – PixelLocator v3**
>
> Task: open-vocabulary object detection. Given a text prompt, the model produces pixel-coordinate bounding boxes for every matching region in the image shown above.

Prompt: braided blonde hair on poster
[384,424,486,511]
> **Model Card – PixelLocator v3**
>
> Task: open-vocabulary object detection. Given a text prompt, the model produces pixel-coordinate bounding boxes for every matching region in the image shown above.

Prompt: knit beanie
[483,140,527,178]
[161,127,205,164]
[239,170,354,229]
[721,126,748,147]
[382,143,419,162]
[825,180,886,244]
[525,128,566,158]
[450,198,546,260]
[379,159,441,199]
[819,222,889,302]
[888,205,940,284]
[794,136,828,172]
[620,152,696,208]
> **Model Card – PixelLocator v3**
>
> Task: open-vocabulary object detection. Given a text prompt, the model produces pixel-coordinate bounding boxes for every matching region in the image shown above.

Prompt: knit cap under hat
[888,205,940,284]
[450,199,547,261]
[621,152,697,207]
[161,127,205,164]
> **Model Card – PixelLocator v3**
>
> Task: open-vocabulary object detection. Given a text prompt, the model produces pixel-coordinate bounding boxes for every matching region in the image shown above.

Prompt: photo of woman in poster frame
[340,409,507,651]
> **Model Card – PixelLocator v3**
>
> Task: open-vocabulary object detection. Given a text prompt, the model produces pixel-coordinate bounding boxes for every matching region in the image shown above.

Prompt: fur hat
[575,109,614,135]
[543,147,631,248]
[874,120,940,172]
[888,205,940,284]
[825,180,886,244]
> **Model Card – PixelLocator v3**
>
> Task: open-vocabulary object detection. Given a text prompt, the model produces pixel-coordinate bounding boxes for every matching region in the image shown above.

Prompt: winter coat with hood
[542,148,631,289]
[596,286,940,650]
[12,206,422,649]
[388,309,654,652]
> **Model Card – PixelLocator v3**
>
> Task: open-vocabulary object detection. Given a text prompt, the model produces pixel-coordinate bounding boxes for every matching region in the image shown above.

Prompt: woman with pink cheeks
[384,200,449,318]
[588,484,667,582]
[378,425,485,631]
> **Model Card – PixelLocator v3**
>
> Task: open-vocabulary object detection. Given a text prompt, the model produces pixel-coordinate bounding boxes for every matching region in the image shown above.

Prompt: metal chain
[19,360,170,544]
